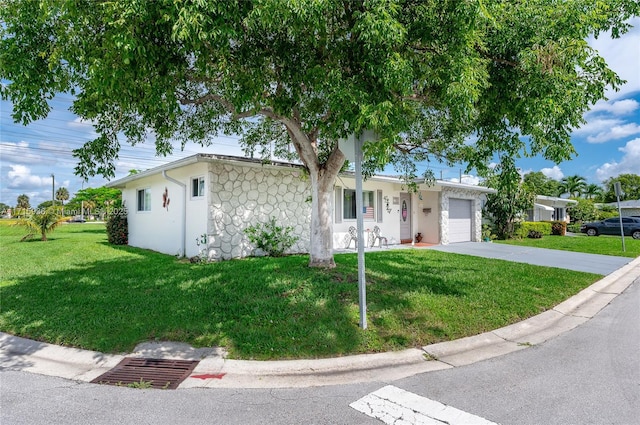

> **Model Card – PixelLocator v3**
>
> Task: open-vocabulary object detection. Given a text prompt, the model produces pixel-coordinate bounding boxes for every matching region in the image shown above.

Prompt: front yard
[496,233,640,258]
[1,222,602,360]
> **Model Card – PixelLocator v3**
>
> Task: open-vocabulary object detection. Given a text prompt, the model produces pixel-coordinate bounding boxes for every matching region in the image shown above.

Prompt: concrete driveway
[426,242,632,275]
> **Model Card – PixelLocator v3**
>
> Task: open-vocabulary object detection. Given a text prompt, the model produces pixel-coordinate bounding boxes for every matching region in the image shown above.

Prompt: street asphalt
[1,244,638,390]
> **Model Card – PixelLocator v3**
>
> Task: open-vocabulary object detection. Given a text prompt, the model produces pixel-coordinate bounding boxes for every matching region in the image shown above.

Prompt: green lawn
[495,233,640,258]
[1,221,602,360]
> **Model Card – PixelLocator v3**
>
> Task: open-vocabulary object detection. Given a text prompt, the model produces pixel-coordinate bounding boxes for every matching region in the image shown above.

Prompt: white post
[615,182,626,252]
[355,133,367,329]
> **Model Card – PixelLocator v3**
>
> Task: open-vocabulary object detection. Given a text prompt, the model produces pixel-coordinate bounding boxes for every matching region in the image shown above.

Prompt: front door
[399,193,412,243]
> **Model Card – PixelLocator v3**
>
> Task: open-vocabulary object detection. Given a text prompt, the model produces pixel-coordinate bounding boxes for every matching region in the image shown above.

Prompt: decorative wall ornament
[162,187,170,211]
[383,195,392,214]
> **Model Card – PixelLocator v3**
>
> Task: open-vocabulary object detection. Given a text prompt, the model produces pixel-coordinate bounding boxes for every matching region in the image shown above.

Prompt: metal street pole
[614,182,626,252]
[51,174,55,206]
[354,133,367,329]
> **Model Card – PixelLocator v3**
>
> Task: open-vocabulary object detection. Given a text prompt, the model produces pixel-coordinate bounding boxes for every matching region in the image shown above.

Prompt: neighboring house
[527,195,577,223]
[602,199,640,217]
[106,154,494,260]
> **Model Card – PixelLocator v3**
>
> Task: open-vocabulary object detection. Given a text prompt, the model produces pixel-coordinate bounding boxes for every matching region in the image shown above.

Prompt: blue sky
[1,18,639,207]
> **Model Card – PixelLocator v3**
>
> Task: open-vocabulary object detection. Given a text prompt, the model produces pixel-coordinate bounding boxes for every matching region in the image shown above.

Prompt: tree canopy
[2,0,637,266]
[558,175,588,198]
[55,187,70,205]
[66,187,123,213]
[16,194,30,210]
[522,171,561,197]
[603,173,640,202]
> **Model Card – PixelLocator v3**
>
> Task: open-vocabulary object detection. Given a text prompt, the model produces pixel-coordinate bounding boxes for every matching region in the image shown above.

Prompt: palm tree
[55,187,70,205]
[15,194,30,217]
[16,194,30,209]
[584,183,603,200]
[15,207,66,241]
[558,175,587,198]
[83,200,96,220]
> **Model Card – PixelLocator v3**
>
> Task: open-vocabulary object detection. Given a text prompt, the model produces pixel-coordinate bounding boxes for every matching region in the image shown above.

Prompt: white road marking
[350,385,498,425]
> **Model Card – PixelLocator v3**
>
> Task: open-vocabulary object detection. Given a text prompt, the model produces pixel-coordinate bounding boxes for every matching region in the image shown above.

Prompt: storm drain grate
[91,358,200,389]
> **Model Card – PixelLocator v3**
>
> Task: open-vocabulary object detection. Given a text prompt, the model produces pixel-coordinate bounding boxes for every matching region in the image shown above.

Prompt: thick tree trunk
[308,169,337,268]
[276,116,345,268]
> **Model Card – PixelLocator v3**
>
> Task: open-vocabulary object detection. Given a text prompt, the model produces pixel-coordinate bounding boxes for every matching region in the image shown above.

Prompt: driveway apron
[427,242,632,275]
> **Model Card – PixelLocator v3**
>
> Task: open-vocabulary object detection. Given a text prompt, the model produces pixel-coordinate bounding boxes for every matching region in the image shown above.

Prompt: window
[137,188,151,212]
[554,208,565,221]
[191,176,205,198]
[343,189,375,220]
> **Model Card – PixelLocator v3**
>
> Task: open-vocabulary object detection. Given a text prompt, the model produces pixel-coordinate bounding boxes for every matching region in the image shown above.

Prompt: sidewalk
[1,257,639,389]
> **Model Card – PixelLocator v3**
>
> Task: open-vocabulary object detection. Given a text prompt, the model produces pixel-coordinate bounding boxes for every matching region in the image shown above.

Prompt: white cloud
[573,118,622,136]
[450,175,481,185]
[596,138,640,181]
[6,164,54,189]
[68,117,97,128]
[541,165,564,180]
[588,99,639,116]
[587,122,640,144]
[0,141,46,164]
[588,17,640,100]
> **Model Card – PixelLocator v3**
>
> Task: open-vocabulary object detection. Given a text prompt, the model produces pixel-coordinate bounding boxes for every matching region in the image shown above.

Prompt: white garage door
[448,199,472,243]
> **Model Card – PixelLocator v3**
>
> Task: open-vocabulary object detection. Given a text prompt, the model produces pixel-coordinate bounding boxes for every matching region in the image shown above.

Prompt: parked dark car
[580,217,640,239]
[68,216,86,223]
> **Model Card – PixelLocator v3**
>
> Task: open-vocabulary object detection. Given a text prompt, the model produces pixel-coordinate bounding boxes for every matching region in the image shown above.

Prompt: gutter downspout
[162,170,187,258]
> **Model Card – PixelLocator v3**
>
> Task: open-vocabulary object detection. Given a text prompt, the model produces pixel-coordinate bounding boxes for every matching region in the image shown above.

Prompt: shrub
[596,209,618,220]
[482,224,497,241]
[567,223,582,233]
[567,198,597,223]
[550,221,567,236]
[514,221,552,239]
[106,212,128,245]
[244,217,299,257]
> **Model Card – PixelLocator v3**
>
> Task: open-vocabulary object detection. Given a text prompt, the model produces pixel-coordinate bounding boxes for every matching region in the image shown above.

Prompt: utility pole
[51,174,55,206]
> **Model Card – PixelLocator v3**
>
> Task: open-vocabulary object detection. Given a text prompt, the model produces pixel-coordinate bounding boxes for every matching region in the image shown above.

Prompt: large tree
[66,187,122,218]
[2,0,637,267]
[603,173,640,202]
[522,171,561,197]
[16,194,30,210]
[483,164,536,239]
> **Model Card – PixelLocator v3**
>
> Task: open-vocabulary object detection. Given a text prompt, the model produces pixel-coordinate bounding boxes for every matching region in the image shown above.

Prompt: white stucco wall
[123,174,183,257]
[332,178,404,248]
[206,162,311,260]
[620,208,640,217]
[415,190,440,244]
[122,164,209,258]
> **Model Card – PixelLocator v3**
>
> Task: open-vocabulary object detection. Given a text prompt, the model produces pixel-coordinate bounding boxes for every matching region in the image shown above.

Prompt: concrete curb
[1,257,638,389]
[422,256,640,368]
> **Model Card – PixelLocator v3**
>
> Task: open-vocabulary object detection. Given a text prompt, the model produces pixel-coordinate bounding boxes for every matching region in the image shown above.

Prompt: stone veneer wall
[622,208,640,217]
[206,162,311,260]
[439,187,483,244]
